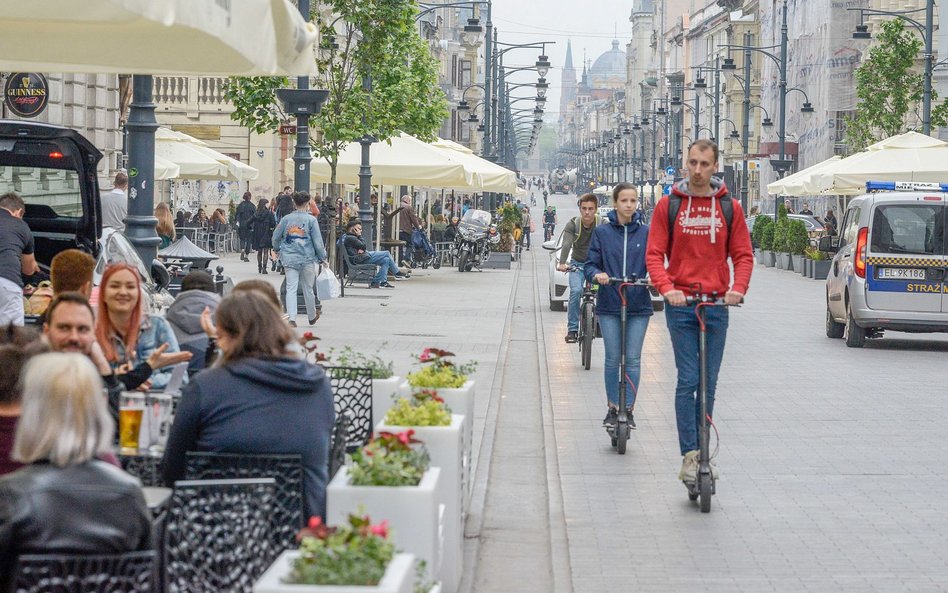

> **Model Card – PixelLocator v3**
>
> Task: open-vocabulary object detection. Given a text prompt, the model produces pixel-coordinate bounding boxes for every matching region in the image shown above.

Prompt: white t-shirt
[100,187,128,232]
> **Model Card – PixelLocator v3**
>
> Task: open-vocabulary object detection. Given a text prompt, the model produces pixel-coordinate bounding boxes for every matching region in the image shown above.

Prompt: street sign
[279,124,297,135]
[665,166,676,176]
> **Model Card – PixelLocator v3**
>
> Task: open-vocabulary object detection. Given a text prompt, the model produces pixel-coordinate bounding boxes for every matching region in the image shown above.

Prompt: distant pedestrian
[235,191,256,262]
[823,208,838,236]
[784,199,794,214]
[250,199,276,274]
[100,171,128,233]
[271,192,327,327]
[521,206,533,250]
[800,202,814,216]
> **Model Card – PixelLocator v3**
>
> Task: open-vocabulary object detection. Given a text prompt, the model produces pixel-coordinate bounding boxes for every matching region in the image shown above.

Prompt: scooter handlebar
[606,276,651,286]
[682,294,743,306]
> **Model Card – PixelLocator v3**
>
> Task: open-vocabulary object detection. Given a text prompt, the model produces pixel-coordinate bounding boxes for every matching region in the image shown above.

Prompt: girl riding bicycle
[584,182,652,429]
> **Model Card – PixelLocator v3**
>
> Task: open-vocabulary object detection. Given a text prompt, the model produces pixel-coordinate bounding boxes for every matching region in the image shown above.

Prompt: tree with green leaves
[847,19,948,151]
[224,0,447,190]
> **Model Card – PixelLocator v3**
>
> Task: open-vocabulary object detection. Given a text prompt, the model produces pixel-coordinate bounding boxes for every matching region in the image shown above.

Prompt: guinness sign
[5,73,49,118]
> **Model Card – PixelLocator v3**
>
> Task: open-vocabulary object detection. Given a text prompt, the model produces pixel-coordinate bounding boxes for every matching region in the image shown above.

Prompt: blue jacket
[161,357,335,520]
[272,211,327,268]
[108,314,186,390]
[584,210,653,316]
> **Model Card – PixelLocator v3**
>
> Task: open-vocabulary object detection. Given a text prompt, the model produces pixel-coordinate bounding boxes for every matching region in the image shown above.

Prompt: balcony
[153,76,232,111]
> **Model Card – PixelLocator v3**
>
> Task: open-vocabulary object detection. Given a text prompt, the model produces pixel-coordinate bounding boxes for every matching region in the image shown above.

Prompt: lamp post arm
[416,1,489,21]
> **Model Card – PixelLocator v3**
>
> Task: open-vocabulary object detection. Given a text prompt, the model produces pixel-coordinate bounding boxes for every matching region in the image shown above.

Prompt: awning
[0,0,317,76]
[155,155,180,180]
[155,128,232,179]
[159,128,258,181]
[430,138,519,192]
[811,131,948,195]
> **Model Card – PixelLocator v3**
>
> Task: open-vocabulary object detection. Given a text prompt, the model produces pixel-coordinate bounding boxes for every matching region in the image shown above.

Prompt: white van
[821,181,948,347]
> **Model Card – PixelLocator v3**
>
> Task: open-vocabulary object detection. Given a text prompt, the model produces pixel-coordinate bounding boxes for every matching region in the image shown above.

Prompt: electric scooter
[683,291,739,513]
[605,276,651,455]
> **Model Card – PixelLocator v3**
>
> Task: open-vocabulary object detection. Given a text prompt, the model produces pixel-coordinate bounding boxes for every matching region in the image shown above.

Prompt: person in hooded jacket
[165,270,221,372]
[645,139,753,484]
[584,182,652,429]
[250,198,276,274]
[161,290,334,520]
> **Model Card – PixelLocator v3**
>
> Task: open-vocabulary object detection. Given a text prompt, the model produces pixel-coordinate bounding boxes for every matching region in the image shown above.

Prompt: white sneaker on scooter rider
[678,450,699,483]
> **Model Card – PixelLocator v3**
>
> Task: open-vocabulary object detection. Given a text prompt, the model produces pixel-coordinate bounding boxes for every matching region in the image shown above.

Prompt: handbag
[315,266,341,300]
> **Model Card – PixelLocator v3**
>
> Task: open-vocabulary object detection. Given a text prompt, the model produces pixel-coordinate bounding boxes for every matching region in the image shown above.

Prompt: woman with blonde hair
[155,202,176,248]
[0,352,152,582]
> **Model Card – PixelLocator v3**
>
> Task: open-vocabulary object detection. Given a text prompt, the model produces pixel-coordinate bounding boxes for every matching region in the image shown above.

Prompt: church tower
[560,40,577,122]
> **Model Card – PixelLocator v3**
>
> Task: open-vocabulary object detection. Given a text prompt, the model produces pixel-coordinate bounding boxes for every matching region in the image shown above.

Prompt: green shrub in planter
[349,430,431,487]
[773,218,789,252]
[751,215,772,248]
[384,390,452,427]
[328,345,394,379]
[760,222,775,251]
[289,514,396,586]
[406,348,476,389]
[786,219,809,255]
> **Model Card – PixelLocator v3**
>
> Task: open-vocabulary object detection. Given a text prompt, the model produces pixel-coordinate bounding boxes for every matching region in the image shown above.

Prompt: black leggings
[256,248,270,269]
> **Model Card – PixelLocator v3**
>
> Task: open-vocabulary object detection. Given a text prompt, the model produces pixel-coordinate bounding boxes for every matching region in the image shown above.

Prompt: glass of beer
[119,393,145,451]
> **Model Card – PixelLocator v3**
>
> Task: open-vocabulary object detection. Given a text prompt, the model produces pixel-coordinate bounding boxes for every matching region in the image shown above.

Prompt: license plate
[877,267,927,280]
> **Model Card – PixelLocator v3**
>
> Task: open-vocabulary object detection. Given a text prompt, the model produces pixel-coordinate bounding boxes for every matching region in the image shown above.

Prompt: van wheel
[844,306,866,348]
[825,305,844,339]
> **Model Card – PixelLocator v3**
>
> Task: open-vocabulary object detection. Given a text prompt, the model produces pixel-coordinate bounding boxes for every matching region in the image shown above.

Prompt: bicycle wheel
[581,303,594,370]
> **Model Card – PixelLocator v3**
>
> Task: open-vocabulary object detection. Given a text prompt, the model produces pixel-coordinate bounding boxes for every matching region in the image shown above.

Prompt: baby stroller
[408,227,441,269]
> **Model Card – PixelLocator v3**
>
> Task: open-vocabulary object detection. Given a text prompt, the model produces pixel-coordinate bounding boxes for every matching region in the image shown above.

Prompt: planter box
[775,252,790,270]
[371,376,402,431]
[254,551,415,593]
[375,416,463,593]
[791,255,804,275]
[802,258,811,277]
[327,467,442,585]
[401,380,474,514]
[761,250,776,267]
[754,248,762,263]
[813,259,831,280]
[481,252,511,270]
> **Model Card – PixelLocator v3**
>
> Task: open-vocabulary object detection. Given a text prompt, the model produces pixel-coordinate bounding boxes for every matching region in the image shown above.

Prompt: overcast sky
[489,0,634,124]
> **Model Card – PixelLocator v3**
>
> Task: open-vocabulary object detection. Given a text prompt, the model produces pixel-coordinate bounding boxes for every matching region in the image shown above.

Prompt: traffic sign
[665,166,676,176]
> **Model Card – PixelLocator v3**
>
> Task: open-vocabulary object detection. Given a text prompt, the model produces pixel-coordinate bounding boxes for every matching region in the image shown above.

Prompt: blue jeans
[285,262,318,323]
[664,304,729,455]
[366,251,399,284]
[566,260,585,332]
[598,313,650,409]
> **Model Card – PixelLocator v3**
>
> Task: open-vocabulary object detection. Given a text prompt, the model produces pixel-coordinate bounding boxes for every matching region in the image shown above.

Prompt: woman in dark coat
[250,198,276,274]
[161,291,334,520]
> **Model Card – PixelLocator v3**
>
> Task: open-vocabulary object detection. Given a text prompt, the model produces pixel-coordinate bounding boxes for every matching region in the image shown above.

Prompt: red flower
[397,430,414,446]
[370,520,390,539]
[308,516,323,529]
[302,331,314,340]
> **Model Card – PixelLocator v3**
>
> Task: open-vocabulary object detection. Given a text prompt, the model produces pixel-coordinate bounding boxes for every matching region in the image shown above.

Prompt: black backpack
[666,192,734,250]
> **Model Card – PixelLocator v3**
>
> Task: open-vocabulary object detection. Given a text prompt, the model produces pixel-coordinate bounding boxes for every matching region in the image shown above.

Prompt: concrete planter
[481,252,511,270]
[254,551,415,593]
[327,467,442,587]
[401,380,474,513]
[376,415,464,593]
[791,254,804,275]
[775,252,790,270]
[371,376,403,432]
[761,250,776,267]
[813,259,831,280]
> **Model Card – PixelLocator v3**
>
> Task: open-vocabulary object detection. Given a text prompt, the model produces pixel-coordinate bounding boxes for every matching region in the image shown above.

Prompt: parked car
[746,212,827,239]
[820,181,948,347]
[0,120,173,321]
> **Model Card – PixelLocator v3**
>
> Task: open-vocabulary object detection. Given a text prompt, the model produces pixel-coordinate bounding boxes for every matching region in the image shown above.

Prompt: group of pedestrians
[564,139,754,483]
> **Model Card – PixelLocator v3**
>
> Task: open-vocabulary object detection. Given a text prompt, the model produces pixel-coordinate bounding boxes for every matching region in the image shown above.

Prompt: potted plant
[401,348,476,508]
[810,248,832,280]
[327,431,442,590]
[787,219,809,275]
[751,214,769,260]
[253,513,415,593]
[759,218,776,267]
[376,391,462,593]
[328,343,400,426]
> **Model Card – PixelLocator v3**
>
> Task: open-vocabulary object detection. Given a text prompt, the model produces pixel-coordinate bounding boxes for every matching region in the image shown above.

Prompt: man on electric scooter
[584,183,652,429]
[645,139,753,483]
[557,193,604,343]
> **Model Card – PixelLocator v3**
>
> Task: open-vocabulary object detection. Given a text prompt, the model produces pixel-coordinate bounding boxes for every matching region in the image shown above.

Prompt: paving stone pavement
[536,193,948,593]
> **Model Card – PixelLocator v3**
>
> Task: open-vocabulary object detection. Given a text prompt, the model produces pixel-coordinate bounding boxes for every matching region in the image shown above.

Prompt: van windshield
[0,164,83,218]
[870,204,944,255]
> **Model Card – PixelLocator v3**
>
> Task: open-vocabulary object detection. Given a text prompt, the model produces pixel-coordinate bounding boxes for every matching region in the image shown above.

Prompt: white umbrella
[155,128,231,179]
[0,0,317,76]
[811,131,948,195]
[431,138,519,192]
[766,155,841,197]
[154,155,180,180]
[159,128,259,181]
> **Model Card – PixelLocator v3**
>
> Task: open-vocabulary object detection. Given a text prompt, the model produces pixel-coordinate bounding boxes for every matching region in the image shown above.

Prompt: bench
[339,247,378,287]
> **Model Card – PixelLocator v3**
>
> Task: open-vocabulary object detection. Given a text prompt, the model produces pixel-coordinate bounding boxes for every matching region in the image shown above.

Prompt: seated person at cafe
[341,218,409,289]
[0,325,49,476]
[95,263,189,390]
[166,270,220,372]
[0,352,153,587]
[51,249,97,298]
[161,290,334,519]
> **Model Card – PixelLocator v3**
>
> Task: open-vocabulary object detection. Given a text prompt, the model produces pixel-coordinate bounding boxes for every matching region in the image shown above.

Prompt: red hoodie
[645,179,753,297]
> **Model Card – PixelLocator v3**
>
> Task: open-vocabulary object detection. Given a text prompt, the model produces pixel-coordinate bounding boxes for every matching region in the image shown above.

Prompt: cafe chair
[325,366,373,452]
[7,551,156,593]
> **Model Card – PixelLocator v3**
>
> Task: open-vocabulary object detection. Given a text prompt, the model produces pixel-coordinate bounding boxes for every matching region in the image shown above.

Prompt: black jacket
[161,357,334,520]
[250,209,276,250]
[342,232,371,264]
[0,460,153,585]
[235,200,256,237]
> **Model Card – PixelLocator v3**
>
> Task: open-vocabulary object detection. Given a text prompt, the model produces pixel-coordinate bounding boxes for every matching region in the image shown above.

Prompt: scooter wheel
[699,473,713,513]
[610,436,617,448]
[616,424,628,454]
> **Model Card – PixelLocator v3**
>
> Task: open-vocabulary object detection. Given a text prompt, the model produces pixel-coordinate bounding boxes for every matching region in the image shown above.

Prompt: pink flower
[370,520,390,538]
[397,430,413,446]
[308,516,323,529]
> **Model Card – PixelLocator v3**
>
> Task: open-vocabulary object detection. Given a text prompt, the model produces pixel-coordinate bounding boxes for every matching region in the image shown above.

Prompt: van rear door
[864,196,945,313]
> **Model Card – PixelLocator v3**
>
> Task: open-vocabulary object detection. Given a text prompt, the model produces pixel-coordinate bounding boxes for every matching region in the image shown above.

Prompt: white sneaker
[678,450,699,483]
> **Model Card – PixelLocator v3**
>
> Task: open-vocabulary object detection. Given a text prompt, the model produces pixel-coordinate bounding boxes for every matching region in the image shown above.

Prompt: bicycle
[567,265,598,371]
[604,275,652,455]
[543,223,555,242]
[679,291,741,512]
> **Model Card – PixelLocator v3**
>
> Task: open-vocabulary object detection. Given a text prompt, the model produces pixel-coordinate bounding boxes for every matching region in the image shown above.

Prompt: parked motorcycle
[454,209,499,272]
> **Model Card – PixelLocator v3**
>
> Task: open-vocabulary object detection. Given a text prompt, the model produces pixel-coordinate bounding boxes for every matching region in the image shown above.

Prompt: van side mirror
[818,236,837,254]
[542,240,557,251]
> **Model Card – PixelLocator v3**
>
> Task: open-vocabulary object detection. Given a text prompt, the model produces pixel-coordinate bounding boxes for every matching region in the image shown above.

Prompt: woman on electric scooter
[584,182,652,429]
